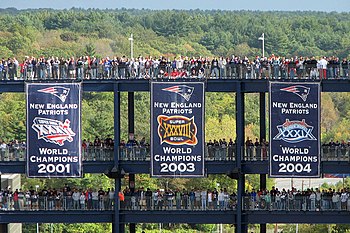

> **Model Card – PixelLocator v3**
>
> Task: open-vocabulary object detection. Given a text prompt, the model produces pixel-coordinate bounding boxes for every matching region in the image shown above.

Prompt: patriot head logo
[38,86,70,102]
[162,85,194,101]
[280,85,310,102]
[273,119,316,143]
[32,117,76,146]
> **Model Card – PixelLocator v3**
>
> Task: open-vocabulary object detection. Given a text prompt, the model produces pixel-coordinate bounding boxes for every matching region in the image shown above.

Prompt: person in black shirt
[227,138,235,160]
[288,58,296,79]
[145,188,153,210]
[212,188,218,210]
[254,138,261,160]
[333,57,340,78]
[211,57,219,78]
[207,140,214,159]
[341,58,349,78]
[158,57,167,78]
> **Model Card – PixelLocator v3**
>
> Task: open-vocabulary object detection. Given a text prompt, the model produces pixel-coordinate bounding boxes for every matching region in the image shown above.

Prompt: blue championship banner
[151,82,205,177]
[26,83,82,178]
[269,82,320,177]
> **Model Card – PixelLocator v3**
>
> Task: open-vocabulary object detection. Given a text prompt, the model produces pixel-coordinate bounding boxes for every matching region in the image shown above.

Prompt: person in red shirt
[19,60,27,80]
[13,189,19,210]
[170,69,180,79]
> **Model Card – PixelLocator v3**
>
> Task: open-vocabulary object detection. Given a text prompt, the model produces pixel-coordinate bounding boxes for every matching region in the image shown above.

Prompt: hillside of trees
[1,8,350,232]
[0,8,350,58]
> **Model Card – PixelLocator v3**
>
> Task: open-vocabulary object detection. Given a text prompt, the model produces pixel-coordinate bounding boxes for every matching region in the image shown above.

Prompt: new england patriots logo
[273,119,316,143]
[38,86,70,102]
[162,85,194,101]
[280,85,310,102]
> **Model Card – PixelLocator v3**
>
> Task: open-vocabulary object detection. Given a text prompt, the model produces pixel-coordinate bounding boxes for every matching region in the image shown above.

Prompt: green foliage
[21,174,113,192]
[0,45,14,58]
[136,223,234,233]
[23,223,112,233]
[333,224,350,233]
[134,174,237,193]
[60,31,79,42]
[0,93,26,141]
[85,43,96,57]
[82,92,114,140]
[278,224,334,233]
[2,9,350,59]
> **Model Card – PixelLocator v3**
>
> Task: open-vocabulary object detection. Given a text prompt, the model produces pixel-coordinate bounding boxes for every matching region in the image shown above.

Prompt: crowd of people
[1,137,349,162]
[5,184,350,212]
[322,139,350,160]
[0,184,115,211]
[120,186,236,211]
[0,184,237,211]
[244,186,350,211]
[244,137,269,161]
[0,139,26,161]
[243,138,350,161]
[206,138,236,160]
[0,136,150,162]
[0,55,349,80]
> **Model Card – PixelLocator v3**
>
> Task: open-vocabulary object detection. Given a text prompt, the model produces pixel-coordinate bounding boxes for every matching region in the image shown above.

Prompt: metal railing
[241,146,269,161]
[243,194,350,211]
[120,195,236,211]
[0,194,237,211]
[0,147,114,162]
[1,145,348,162]
[1,63,349,80]
[241,146,350,162]
[0,196,114,211]
[0,145,237,162]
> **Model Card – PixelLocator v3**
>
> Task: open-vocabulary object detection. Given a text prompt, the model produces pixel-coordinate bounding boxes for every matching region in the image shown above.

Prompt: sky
[1,0,350,12]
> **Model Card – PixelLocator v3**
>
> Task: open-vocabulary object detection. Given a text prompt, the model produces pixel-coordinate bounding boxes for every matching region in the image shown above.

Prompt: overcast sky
[1,0,350,12]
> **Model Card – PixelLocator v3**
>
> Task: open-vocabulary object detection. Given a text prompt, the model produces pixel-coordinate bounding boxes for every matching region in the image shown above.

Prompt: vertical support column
[259,92,266,149]
[128,92,135,135]
[128,92,136,192]
[128,92,136,233]
[259,92,267,233]
[0,224,8,232]
[235,84,247,233]
[113,84,125,233]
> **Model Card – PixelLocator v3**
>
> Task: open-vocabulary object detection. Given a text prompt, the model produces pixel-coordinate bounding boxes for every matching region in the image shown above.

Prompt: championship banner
[269,82,320,177]
[151,82,205,177]
[26,83,82,178]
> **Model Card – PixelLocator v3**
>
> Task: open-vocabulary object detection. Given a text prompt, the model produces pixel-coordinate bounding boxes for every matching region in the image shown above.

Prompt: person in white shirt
[318,57,328,79]
[218,190,225,210]
[201,189,207,210]
[92,190,99,210]
[108,188,115,210]
[72,189,81,210]
[309,191,316,211]
[0,140,7,161]
[219,57,227,78]
[332,191,340,210]
[79,192,86,210]
[340,190,348,210]
[207,190,213,209]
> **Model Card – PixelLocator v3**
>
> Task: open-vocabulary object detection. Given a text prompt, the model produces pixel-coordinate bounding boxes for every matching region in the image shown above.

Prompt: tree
[85,43,96,57]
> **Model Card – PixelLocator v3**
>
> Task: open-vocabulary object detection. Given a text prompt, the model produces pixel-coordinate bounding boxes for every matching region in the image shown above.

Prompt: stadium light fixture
[258,33,265,58]
[128,34,134,59]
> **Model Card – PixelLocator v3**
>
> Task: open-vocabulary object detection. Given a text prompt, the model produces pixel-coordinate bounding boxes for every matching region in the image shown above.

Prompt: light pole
[128,34,134,59]
[36,185,39,233]
[258,33,265,58]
